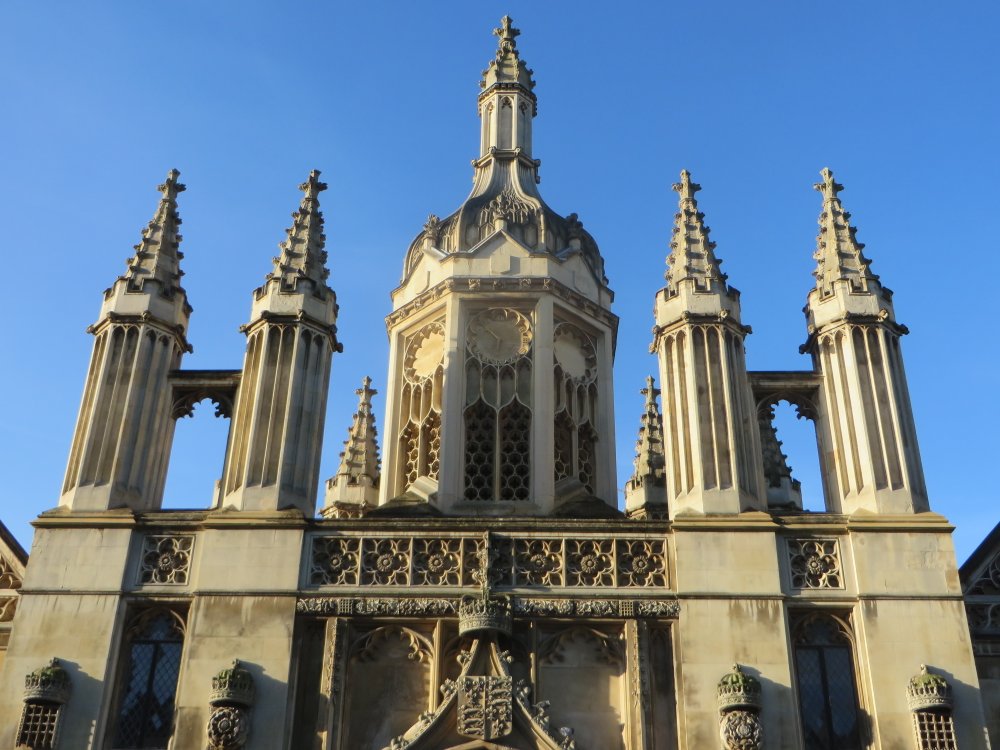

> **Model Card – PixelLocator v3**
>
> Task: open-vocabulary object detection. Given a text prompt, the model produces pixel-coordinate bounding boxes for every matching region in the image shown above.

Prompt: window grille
[16,702,61,748]
[792,613,863,750]
[113,609,185,748]
[913,711,957,750]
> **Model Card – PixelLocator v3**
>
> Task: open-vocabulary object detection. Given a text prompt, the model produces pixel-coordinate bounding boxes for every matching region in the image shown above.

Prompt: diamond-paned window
[792,613,863,750]
[113,610,185,748]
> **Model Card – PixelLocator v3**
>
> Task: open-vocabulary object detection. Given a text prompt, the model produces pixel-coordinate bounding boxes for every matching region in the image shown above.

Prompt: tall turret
[652,171,765,516]
[383,18,618,516]
[61,170,192,511]
[322,376,381,517]
[804,168,927,513]
[221,170,340,514]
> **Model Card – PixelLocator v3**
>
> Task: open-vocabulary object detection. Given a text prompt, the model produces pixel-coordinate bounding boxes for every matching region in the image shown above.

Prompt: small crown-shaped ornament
[24,658,71,704]
[906,665,953,712]
[459,593,513,636]
[717,663,762,712]
[210,659,255,708]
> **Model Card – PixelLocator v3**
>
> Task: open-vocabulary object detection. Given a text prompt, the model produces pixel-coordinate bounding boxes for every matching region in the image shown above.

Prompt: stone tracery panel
[552,322,599,496]
[463,308,533,502]
[398,321,445,494]
[308,533,669,590]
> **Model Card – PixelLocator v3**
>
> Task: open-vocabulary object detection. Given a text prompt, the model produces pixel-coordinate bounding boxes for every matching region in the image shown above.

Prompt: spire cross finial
[299,169,328,199]
[672,169,701,203]
[357,375,377,403]
[814,167,843,203]
[494,15,520,54]
[157,168,185,199]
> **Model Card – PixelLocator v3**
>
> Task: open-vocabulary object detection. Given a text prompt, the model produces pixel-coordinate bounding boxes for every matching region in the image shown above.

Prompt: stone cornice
[386,276,618,331]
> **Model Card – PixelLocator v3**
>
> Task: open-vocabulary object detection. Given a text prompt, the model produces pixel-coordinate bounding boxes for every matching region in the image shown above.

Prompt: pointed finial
[494,15,520,54]
[814,167,843,203]
[299,169,327,198]
[158,168,185,199]
[672,169,701,202]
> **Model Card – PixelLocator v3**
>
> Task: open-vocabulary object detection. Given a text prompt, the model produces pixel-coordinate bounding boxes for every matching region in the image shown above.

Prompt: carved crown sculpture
[210,660,255,708]
[906,664,953,712]
[24,658,71,704]
[717,663,762,712]
[459,593,513,636]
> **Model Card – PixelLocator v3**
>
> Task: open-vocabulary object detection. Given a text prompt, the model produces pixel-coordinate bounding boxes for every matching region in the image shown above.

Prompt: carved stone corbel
[717,664,763,750]
[206,660,255,750]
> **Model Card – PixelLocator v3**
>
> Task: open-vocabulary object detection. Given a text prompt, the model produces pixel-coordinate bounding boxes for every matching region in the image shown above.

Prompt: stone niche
[340,624,434,748]
[536,624,627,749]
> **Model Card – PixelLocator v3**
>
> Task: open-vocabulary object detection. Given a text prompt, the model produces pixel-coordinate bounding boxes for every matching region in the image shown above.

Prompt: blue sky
[1,2,997,562]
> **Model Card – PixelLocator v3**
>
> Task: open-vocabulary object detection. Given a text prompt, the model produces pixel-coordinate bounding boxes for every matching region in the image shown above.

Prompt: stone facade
[0,16,992,750]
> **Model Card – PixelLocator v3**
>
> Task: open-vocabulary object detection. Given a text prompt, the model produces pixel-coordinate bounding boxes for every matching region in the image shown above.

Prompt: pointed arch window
[791,612,863,750]
[463,308,533,502]
[397,321,445,495]
[112,608,186,749]
[552,322,599,496]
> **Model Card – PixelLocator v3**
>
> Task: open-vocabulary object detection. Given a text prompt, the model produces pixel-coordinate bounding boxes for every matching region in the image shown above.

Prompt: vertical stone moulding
[206,660,255,750]
[16,658,71,749]
[717,664,763,750]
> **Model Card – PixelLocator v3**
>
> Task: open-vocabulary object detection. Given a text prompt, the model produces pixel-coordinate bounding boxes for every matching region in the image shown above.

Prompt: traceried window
[398,321,445,494]
[552,322,599,495]
[791,613,863,750]
[464,308,532,502]
[112,609,186,749]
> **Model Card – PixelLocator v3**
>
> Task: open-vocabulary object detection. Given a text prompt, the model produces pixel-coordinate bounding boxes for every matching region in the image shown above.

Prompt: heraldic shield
[457,674,514,740]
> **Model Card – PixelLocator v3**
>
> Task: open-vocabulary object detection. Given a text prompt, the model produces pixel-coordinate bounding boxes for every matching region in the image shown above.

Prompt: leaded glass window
[792,613,862,750]
[113,609,185,748]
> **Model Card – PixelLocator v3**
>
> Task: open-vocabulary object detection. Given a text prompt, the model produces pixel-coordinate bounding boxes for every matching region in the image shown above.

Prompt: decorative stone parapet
[308,532,668,590]
[906,664,953,712]
[207,660,255,750]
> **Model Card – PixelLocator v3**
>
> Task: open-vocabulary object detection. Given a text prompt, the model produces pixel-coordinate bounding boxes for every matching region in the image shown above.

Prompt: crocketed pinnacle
[813,167,879,297]
[480,15,535,96]
[333,376,381,487]
[269,169,331,293]
[665,170,728,296]
[626,376,666,490]
[118,169,189,309]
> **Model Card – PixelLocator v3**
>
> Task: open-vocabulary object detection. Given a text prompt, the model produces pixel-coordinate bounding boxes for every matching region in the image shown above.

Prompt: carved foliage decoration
[138,533,194,585]
[787,537,843,590]
[308,533,669,590]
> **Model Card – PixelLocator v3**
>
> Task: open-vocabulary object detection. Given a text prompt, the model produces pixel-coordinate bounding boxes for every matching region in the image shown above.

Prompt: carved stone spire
[653,171,765,516]
[114,169,190,312]
[812,167,881,299]
[61,170,192,511]
[481,15,536,101]
[222,169,340,514]
[804,169,926,515]
[265,169,331,294]
[665,170,729,297]
[322,376,381,517]
[624,376,668,519]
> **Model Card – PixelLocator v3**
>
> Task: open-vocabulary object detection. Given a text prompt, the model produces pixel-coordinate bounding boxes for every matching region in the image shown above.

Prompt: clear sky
[1,2,997,563]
